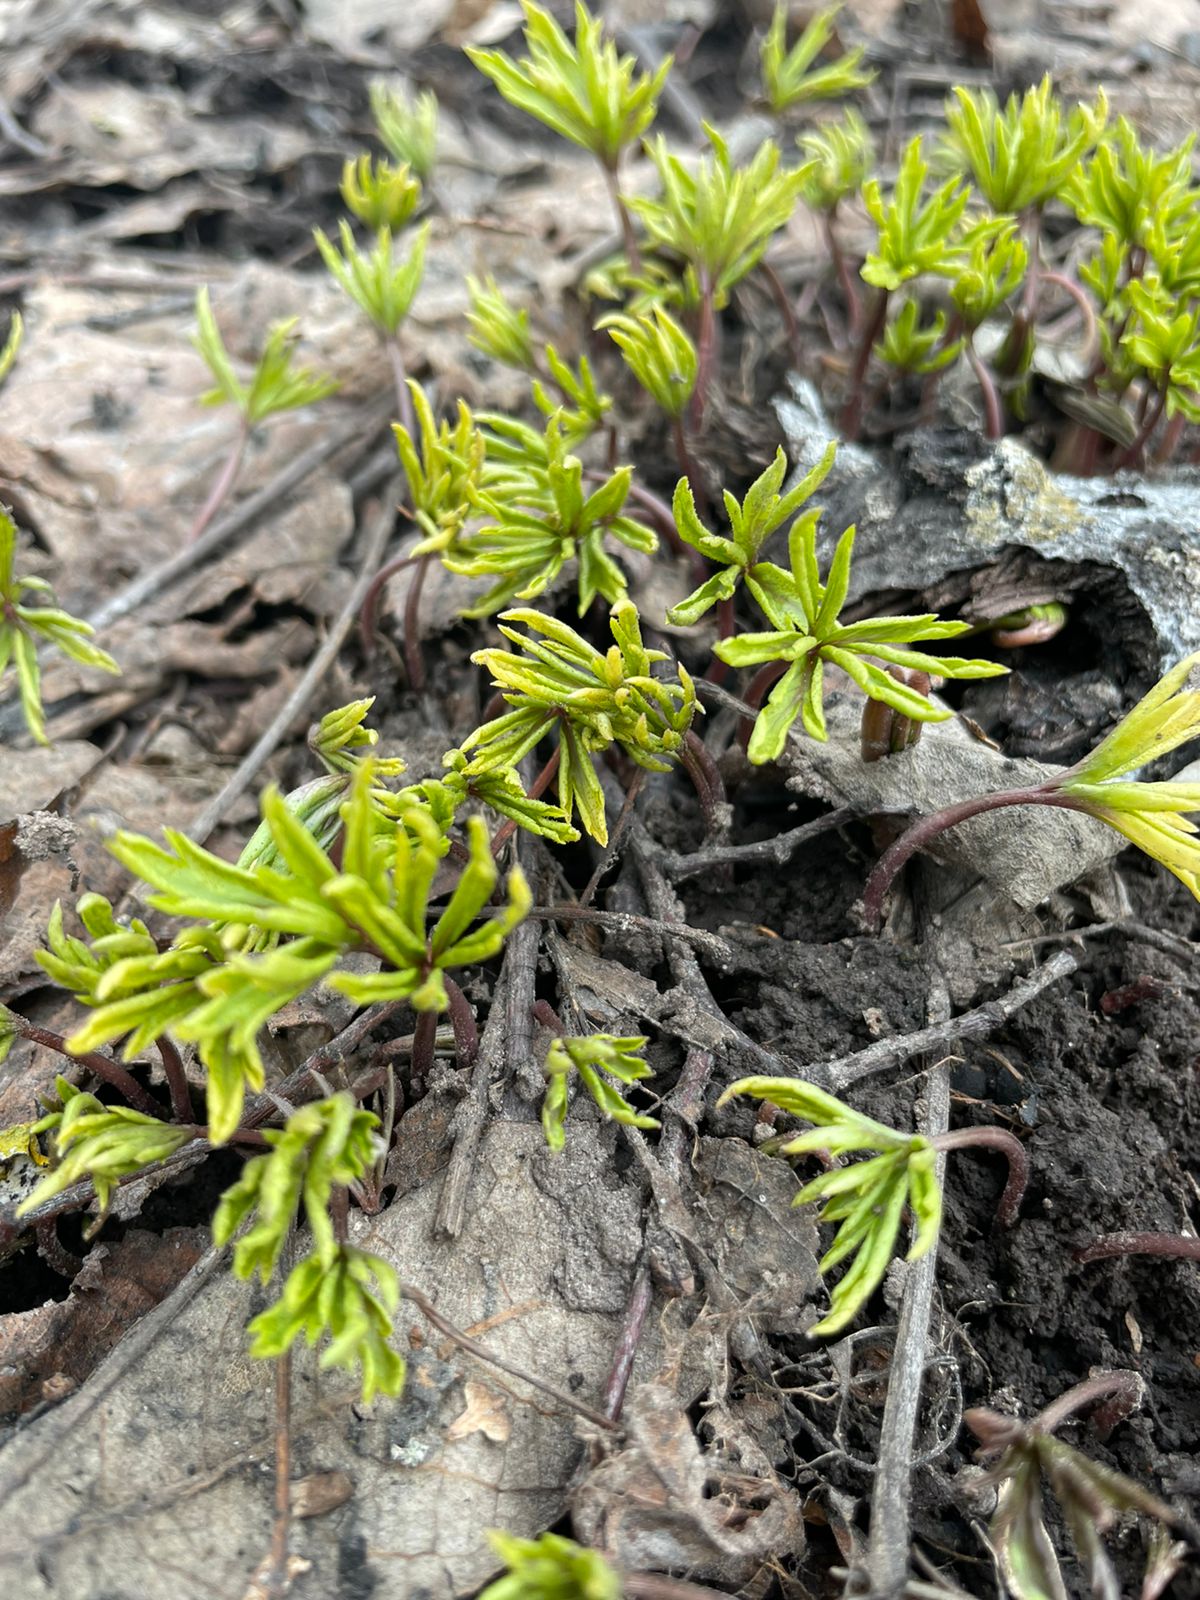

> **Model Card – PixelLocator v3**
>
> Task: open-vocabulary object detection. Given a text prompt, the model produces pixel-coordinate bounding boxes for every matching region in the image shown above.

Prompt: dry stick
[654,805,853,881]
[602,1262,653,1421]
[865,895,953,1598]
[88,397,392,633]
[435,959,511,1239]
[525,904,733,963]
[185,476,403,845]
[265,1348,293,1600]
[187,417,249,544]
[825,951,1077,1093]
[580,767,647,908]
[1002,917,1200,964]
[399,1279,617,1432]
[623,1574,734,1600]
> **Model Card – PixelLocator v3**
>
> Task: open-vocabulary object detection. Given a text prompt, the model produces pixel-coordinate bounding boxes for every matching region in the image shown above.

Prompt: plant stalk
[490,745,562,857]
[965,341,1004,440]
[157,1037,194,1123]
[1075,1230,1200,1264]
[187,418,249,545]
[840,288,888,439]
[929,1125,1028,1226]
[442,975,479,1069]
[386,337,416,437]
[603,161,642,277]
[359,550,417,654]
[9,1016,164,1118]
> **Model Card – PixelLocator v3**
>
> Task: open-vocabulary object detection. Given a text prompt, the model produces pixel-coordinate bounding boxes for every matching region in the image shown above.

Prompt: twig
[1002,918,1199,965]
[86,397,392,633]
[399,1280,617,1432]
[265,1349,293,1600]
[525,904,733,963]
[825,952,1077,1093]
[1074,1231,1200,1265]
[185,476,402,844]
[602,1261,652,1421]
[654,807,853,880]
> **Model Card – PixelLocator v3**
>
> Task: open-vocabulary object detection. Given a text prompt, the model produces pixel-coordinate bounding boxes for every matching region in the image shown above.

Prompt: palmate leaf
[18,1081,193,1221]
[480,1531,622,1600]
[667,442,837,625]
[761,3,875,114]
[541,1033,657,1151]
[214,1094,379,1281]
[392,380,485,556]
[314,221,429,336]
[718,1076,942,1336]
[943,76,1107,215]
[862,136,969,292]
[246,1244,404,1404]
[876,300,962,375]
[463,601,697,844]
[1065,116,1192,249]
[633,124,810,299]
[714,510,1005,762]
[797,109,874,212]
[466,1,670,168]
[599,306,697,419]
[192,288,338,424]
[370,80,438,181]
[0,507,120,746]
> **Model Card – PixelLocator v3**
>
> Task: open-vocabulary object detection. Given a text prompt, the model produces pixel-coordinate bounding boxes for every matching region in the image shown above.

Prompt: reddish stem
[1075,1230,1200,1265]
[679,729,726,836]
[1033,1369,1145,1441]
[966,341,1004,440]
[840,289,888,440]
[758,259,804,368]
[409,1008,437,1090]
[490,746,562,858]
[603,161,642,277]
[929,1125,1028,1226]
[690,275,717,432]
[359,550,416,654]
[157,1037,194,1123]
[402,552,430,693]
[702,593,736,685]
[531,998,564,1035]
[823,209,860,332]
[861,783,1081,931]
[11,1017,164,1118]
[443,975,479,1069]
[1117,386,1167,469]
[387,338,416,437]
[187,419,249,545]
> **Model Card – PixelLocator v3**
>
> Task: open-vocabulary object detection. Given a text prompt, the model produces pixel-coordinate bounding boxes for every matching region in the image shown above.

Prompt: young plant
[466,1,669,265]
[797,109,874,213]
[876,301,962,377]
[942,76,1107,217]
[480,1531,621,1600]
[760,3,874,115]
[466,274,537,372]
[966,1372,1177,1600]
[633,126,809,420]
[599,306,698,479]
[667,440,836,639]
[190,288,339,543]
[539,1025,659,1150]
[712,504,1005,764]
[370,81,439,181]
[719,1076,1028,1336]
[462,601,697,845]
[863,649,1200,926]
[314,220,429,425]
[39,761,530,1141]
[340,153,423,231]
[0,507,120,745]
[446,412,656,617]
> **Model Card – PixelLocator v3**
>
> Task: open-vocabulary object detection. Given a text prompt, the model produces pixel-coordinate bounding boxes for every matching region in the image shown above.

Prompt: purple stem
[157,1037,194,1123]
[187,418,249,545]
[823,209,860,332]
[680,730,726,836]
[929,1125,1029,1226]
[443,975,479,1069]
[689,275,717,432]
[966,341,1004,440]
[490,746,562,858]
[758,259,804,368]
[861,782,1080,931]
[402,552,430,693]
[1075,1230,1200,1265]
[840,289,888,440]
[1034,1369,1145,1441]
[387,338,416,437]
[603,161,642,277]
[359,550,416,654]
[11,1016,164,1118]
[409,1008,437,1090]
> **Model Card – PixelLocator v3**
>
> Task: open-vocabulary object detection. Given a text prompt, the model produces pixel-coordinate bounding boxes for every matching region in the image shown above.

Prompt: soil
[0,1,1198,1597]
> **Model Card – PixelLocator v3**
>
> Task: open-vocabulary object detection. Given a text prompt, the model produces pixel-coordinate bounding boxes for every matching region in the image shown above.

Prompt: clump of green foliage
[480,1531,621,1600]
[193,287,339,425]
[370,81,439,181]
[541,1032,658,1150]
[0,507,120,745]
[760,3,874,114]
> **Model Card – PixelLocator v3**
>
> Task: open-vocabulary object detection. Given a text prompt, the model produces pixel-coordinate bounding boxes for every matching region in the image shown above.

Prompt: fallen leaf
[446,1380,511,1444]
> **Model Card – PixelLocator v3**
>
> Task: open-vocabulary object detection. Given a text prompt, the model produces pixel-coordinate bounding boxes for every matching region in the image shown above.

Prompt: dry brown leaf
[446,1380,512,1444]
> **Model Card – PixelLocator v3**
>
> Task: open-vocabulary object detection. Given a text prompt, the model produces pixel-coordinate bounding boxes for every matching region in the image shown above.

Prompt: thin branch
[399,1279,617,1432]
[525,904,733,963]
[654,806,852,880]
[185,475,402,844]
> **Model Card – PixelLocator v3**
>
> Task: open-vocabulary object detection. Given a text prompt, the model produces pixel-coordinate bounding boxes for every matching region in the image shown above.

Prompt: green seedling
[797,109,875,213]
[370,81,439,182]
[340,153,423,232]
[863,649,1200,925]
[876,300,962,376]
[711,496,1005,763]
[942,76,1107,216]
[966,1372,1177,1600]
[760,3,874,114]
[447,412,655,617]
[480,1531,621,1600]
[720,1076,1028,1336]
[539,1023,658,1150]
[0,507,120,745]
[667,440,836,634]
[189,287,338,543]
[462,601,697,845]
[467,0,669,265]
[314,220,428,340]
[467,274,537,371]
[600,306,697,421]
[1065,116,1193,250]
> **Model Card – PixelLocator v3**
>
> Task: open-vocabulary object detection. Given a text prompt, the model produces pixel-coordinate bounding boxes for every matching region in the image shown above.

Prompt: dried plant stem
[187,418,249,545]
[400,1279,617,1431]
[185,475,403,845]
[8,1014,163,1118]
[386,336,416,436]
[654,806,852,880]
[581,766,647,907]
[265,1348,293,1600]
[527,904,732,962]
[929,1125,1028,1226]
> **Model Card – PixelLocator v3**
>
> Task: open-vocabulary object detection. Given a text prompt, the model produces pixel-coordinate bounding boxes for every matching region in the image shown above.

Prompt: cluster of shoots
[4,10,1199,1595]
